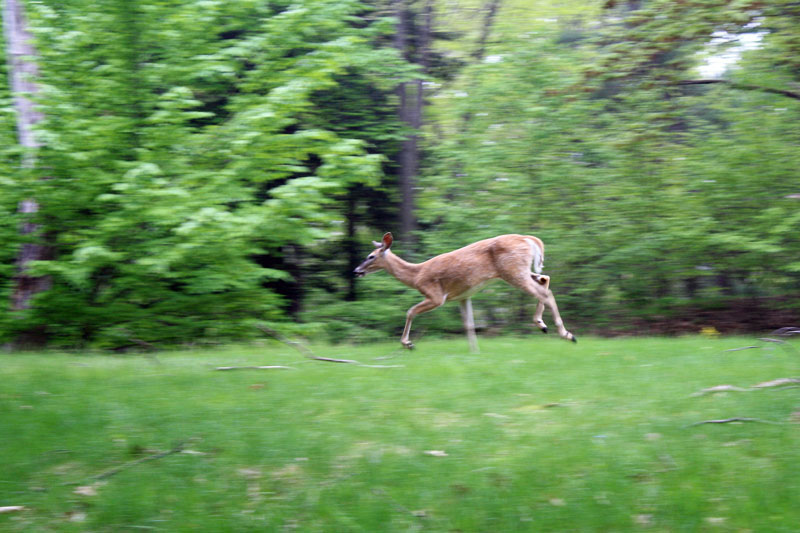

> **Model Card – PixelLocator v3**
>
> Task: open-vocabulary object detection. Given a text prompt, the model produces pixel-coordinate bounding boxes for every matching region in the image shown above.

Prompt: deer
[354,232,576,353]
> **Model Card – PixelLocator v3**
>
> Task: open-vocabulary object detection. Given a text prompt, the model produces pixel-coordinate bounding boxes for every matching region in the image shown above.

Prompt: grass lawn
[2,335,799,531]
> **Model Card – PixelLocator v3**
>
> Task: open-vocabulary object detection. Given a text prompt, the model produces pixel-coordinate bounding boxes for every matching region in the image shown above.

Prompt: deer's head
[354,232,393,278]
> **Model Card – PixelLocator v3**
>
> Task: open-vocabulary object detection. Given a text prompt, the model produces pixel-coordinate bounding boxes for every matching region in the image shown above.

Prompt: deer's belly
[448,279,497,302]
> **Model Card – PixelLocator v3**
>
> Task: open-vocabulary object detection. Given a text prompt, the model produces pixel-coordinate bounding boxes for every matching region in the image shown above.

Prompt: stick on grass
[64,441,190,486]
[215,365,295,371]
[688,417,781,427]
[256,325,403,368]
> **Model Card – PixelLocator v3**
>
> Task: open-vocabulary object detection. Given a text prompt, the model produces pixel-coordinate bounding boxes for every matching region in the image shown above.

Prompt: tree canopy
[2,0,799,348]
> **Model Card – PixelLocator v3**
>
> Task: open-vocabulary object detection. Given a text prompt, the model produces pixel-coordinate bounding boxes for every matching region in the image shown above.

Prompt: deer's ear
[381,232,393,250]
[372,240,382,248]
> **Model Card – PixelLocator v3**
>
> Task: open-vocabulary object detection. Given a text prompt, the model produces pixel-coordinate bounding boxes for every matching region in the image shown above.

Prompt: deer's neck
[383,250,421,288]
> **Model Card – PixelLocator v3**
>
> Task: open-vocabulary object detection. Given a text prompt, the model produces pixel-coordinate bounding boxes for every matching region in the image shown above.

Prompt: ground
[1,336,799,531]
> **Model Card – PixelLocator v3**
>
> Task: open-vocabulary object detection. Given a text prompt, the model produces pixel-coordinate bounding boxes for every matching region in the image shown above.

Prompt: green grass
[2,336,799,532]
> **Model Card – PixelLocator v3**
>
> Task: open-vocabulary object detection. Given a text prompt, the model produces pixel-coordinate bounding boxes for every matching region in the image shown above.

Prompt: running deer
[354,232,576,353]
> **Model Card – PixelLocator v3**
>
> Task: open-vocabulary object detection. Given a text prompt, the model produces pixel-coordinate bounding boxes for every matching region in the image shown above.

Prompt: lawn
[1,336,799,531]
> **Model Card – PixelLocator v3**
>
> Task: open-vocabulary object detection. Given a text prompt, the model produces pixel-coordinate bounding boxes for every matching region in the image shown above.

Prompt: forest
[2,0,799,349]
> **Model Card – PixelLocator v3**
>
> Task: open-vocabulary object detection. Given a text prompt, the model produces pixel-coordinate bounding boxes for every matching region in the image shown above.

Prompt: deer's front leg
[401,295,445,349]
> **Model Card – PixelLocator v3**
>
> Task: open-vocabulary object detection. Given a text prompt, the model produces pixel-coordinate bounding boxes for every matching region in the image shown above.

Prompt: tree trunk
[3,0,42,153]
[459,0,501,125]
[473,0,501,60]
[394,0,415,241]
[345,186,359,301]
[394,0,434,244]
[3,0,52,332]
[397,93,418,240]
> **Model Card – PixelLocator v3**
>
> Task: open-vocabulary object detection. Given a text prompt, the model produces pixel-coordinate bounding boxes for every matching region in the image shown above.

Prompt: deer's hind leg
[531,274,550,334]
[533,300,548,334]
[502,272,576,343]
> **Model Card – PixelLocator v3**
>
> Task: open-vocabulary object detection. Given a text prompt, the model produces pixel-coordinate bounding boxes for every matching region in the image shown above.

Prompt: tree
[2,0,52,345]
[416,0,800,333]
[392,0,429,241]
[0,0,405,348]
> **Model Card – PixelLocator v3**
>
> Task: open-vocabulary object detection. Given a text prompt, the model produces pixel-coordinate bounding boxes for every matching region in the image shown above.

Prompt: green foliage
[3,0,800,346]
[416,0,800,330]
[0,58,21,334]
[0,0,408,347]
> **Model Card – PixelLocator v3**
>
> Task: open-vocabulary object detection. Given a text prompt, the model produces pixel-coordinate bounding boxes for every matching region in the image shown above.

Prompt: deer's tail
[526,237,549,289]
[528,238,544,275]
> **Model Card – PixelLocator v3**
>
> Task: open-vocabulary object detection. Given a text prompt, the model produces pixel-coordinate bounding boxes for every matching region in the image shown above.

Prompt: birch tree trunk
[3,0,51,330]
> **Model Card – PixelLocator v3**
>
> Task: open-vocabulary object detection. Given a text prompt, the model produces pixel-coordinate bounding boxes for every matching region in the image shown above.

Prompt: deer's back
[416,234,541,298]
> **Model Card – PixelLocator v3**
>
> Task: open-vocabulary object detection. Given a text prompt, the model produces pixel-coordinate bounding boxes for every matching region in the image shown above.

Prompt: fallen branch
[688,417,780,427]
[258,326,354,363]
[0,506,26,513]
[93,441,189,481]
[299,356,402,368]
[214,365,294,371]
[725,329,798,354]
[310,356,360,364]
[373,349,406,361]
[64,441,189,486]
[771,327,800,337]
[760,336,798,353]
[257,325,315,358]
[691,377,800,397]
[690,384,750,396]
[256,325,403,368]
[752,377,800,389]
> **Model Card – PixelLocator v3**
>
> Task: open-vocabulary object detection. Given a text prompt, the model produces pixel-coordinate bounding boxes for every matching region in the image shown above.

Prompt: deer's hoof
[402,342,414,350]
[540,326,548,334]
[571,334,578,344]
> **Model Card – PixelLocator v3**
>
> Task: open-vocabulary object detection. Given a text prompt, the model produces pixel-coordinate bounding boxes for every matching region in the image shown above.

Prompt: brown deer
[354,232,576,352]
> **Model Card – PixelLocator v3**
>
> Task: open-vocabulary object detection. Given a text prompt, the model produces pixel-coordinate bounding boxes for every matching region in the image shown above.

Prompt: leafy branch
[677,79,800,101]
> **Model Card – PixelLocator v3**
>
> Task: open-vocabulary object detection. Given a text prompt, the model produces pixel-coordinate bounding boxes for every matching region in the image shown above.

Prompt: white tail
[354,232,575,352]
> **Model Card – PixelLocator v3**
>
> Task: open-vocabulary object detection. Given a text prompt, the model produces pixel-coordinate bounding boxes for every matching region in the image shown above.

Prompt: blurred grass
[1,336,799,531]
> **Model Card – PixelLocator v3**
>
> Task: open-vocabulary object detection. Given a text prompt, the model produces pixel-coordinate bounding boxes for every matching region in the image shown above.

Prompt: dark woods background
[2,0,799,349]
